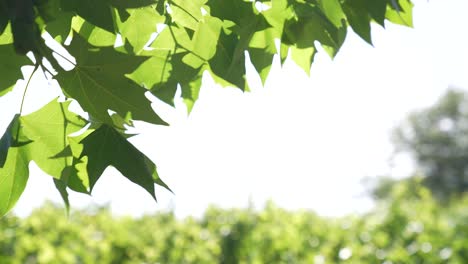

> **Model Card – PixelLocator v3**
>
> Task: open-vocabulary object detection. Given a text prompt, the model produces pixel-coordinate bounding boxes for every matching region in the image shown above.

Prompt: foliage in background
[392,89,468,200]
[1,180,467,263]
[0,0,414,215]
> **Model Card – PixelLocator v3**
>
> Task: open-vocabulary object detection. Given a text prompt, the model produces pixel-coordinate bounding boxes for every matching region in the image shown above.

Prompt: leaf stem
[19,63,40,115]
[53,50,76,66]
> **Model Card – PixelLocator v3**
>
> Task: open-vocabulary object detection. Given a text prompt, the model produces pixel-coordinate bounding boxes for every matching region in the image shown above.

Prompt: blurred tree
[393,89,468,200]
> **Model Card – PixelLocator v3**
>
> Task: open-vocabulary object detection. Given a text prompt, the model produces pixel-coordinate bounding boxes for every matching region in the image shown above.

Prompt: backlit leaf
[117,7,164,53]
[56,33,167,126]
[0,44,32,96]
[79,124,170,199]
[20,99,87,179]
[0,147,29,216]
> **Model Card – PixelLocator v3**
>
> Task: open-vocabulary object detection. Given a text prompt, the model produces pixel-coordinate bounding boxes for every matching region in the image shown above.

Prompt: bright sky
[1,0,467,218]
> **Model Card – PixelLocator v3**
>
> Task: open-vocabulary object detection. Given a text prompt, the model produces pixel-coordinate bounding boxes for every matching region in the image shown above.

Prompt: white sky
[1,0,467,218]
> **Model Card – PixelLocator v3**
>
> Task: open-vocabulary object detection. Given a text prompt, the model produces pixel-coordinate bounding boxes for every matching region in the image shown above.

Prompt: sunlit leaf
[56,33,167,126]
[0,147,29,216]
[20,99,87,179]
[117,7,164,53]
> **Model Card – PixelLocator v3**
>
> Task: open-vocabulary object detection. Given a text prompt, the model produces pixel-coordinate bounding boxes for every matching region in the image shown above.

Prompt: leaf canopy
[0,0,414,215]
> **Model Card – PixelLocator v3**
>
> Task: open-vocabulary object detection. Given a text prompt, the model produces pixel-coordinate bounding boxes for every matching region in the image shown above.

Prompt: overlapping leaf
[0,115,21,168]
[56,33,167,126]
[0,0,416,214]
[0,147,30,216]
[117,6,164,53]
[62,0,115,33]
[386,0,413,27]
[20,99,87,179]
[0,44,32,95]
[0,0,8,35]
[78,124,170,199]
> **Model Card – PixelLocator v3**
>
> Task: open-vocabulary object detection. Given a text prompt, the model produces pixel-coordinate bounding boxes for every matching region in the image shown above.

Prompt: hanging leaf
[386,0,413,27]
[117,6,164,53]
[317,0,346,28]
[43,12,74,43]
[0,0,8,35]
[0,44,32,96]
[56,33,167,126]
[0,115,21,168]
[365,0,387,26]
[0,0,416,214]
[62,0,115,33]
[19,99,87,179]
[342,0,373,45]
[0,147,30,216]
[35,0,60,22]
[79,124,170,199]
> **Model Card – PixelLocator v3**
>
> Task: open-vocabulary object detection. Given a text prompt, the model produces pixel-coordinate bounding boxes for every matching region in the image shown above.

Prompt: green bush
[1,182,467,263]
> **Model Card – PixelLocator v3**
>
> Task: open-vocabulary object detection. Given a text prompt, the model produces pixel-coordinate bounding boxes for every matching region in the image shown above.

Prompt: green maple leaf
[0,44,32,96]
[285,3,347,61]
[131,22,208,112]
[79,124,170,200]
[169,0,204,31]
[14,100,86,208]
[248,25,279,84]
[72,18,117,47]
[386,0,413,27]
[117,6,164,53]
[0,23,12,44]
[44,12,74,43]
[20,99,87,179]
[342,0,373,45]
[317,0,346,28]
[0,147,30,216]
[0,115,21,168]
[56,33,167,126]
[209,21,249,91]
[190,16,222,61]
[365,0,387,26]
[63,0,115,32]
[0,114,32,216]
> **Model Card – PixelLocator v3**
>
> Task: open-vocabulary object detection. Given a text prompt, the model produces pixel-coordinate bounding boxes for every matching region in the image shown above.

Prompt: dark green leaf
[35,0,60,22]
[248,26,278,84]
[79,124,170,199]
[342,0,372,45]
[365,0,387,26]
[0,0,8,35]
[0,115,20,168]
[62,0,115,32]
[317,0,345,28]
[53,177,70,212]
[44,12,74,43]
[0,44,32,95]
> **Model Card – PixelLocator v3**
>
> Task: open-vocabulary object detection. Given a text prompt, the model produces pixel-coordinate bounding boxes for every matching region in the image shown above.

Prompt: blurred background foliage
[2,89,468,263]
[1,189,468,263]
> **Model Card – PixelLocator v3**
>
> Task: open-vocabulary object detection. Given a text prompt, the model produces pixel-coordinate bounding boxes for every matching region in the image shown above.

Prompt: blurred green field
[1,179,467,264]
